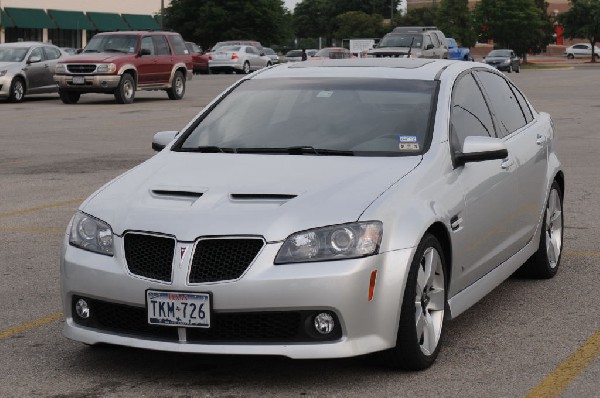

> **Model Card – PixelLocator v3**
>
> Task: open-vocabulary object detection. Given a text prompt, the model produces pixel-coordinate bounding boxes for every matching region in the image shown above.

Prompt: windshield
[379,34,423,49]
[0,47,29,62]
[488,50,511,57]
[84,35,139,54]
[176,78,437,156]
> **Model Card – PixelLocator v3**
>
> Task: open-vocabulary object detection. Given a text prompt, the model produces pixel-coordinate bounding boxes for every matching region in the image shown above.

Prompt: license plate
[72,76,85,85]
[147,290,210,328]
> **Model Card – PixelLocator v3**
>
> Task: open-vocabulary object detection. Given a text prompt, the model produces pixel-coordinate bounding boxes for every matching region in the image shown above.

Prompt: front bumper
[54,74,121,92]
[0,74,14,98]
[61,234,414,358]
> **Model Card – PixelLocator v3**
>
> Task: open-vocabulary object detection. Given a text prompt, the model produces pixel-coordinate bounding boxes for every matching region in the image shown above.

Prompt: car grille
[124,233,175,282]
[66,64,97,74]
[189,238,264,283]
[72,297,342,343]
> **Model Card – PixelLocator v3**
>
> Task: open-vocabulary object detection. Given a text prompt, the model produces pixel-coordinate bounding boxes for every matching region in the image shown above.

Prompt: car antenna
[407,37,415,58]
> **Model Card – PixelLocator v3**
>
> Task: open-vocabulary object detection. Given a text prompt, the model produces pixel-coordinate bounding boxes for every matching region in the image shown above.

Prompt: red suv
[54,31,192,104]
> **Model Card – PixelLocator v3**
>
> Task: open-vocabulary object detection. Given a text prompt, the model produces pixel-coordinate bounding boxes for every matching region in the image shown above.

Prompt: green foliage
[164,0,292,49]
[333,11,385,40]
[435,0,477,48]
[558,0,600,61]
[392,6,438,27]
[474,0,546,56]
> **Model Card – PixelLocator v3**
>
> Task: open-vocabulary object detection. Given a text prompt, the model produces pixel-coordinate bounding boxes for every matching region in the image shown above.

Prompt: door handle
[501,157,514,169]
[536,134,546,145]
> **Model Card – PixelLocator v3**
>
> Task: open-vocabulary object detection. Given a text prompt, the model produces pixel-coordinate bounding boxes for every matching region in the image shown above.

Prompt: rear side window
[475,71,527,137]
[450,73,495,147]
[153,35,171,56]
[168,34,188,55]
[141,37,155,55]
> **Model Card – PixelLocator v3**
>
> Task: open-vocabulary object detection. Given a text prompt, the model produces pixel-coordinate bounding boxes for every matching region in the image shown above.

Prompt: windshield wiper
[103,48,126,53]
[236,146,355,156]
[182,146,236,153]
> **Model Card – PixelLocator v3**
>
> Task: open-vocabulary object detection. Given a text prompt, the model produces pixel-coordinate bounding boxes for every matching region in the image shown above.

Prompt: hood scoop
[229,193,297,205]
[151,188,204,202]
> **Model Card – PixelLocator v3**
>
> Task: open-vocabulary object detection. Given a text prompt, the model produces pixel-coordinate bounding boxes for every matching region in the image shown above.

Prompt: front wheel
[167,71,185,100]
[114,74,135,104]
[515,63,521,73]
[517,181,563,278]
[8,78,25,102]
[381,233,446,370]
[567,53,574,59]
[59,90,80,104]
[242,61,250,74]
[508,64,513,73]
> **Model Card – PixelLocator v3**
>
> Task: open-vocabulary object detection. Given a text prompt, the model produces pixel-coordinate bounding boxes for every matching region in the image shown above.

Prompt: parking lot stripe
[0,312,63,340]
[0,226,64,233]
[524,329,600,398]
[0,199,82,219]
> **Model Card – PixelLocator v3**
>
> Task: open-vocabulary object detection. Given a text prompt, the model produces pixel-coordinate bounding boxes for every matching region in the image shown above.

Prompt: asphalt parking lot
[1,66,599,397]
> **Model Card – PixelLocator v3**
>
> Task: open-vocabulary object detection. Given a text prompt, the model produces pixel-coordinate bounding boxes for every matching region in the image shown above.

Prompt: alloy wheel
[546,188,563,269]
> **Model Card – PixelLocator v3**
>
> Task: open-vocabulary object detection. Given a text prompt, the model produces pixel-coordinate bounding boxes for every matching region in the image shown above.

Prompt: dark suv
[54,31,192,104]
[369,26,448,59]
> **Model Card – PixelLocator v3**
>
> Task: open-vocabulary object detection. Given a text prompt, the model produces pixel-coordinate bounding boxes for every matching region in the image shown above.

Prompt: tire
[243,61,250,74]
[463,55,469,61]
[380,233,446,370]
[114,73,135,104]
[59,90,80,104]
[8,77,25,103]
[266,61,272,68]
[508,64,513,73]
[567,53,574,59]
[515,63,521,73]
[167,70,185,100]
[517,181,563,279]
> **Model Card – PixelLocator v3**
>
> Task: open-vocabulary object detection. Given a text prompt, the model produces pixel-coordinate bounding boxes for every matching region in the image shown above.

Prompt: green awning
[87,12,129,31]
[48,9,94,30]
[122,14,160,30]
[4,7,55,29]
[1,10,15,28]
[154,15,163,29]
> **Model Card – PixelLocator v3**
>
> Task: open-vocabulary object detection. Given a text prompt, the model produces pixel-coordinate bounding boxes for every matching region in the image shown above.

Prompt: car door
[137,36,158,84]
[245,46,258,70]
[510,51,519,70]
[24,47,48,92]
[421,35,435,58]
[475,70,548,249]
[152,35,173,83]
[448,71,521,295]
[41,46,62,89]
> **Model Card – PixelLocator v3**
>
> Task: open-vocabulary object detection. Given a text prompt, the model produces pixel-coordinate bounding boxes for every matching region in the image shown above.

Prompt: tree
[559,0,600,62]
[474,0,545,60]
[392,5,438,27]
[333,11,386,41]
[164,0,291,49]
[435,0,477,48]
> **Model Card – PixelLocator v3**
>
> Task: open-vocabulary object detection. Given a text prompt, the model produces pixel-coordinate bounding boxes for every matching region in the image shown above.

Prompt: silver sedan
[61,59,563,370]
[0,42,65,102]
[208,45,272,74]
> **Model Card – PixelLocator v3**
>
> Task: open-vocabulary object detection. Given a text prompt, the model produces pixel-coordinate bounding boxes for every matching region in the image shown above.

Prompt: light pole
[160,0,164,30]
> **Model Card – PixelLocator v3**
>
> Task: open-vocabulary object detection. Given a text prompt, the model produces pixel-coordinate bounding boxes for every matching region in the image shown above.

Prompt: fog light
[314,312,335,335]
[75,299,90,319]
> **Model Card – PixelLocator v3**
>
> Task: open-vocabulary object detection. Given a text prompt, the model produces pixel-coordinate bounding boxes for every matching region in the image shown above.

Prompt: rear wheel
[114,74,135,104]
[8,77,25,102]
[381,233,446,370]
[508,64,513,73]
[517,182,563,279]
[167,71,185,100]
[243,61,250,74]
[515,63,521,73]
[59,90,80,104]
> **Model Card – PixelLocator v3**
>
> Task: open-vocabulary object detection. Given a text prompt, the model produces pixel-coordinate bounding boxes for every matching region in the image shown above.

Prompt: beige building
[1,0,171,47]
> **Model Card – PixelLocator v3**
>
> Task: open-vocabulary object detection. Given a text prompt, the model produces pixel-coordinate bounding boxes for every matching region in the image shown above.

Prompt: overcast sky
[283,0,299,11]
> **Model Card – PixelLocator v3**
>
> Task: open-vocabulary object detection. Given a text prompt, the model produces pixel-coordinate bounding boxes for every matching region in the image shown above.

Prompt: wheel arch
[554,170,565,199]
[118,65,138,86]
[425,222,452,287]
[169,63,189,86]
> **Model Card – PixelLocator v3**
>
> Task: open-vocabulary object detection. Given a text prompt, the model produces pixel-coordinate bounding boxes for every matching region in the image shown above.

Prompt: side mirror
[260,52,265,56]
[454,136,508,167]
[28,55,42,64]
[152,130,179,151]
[140,48,152,56]
[76,48,83,54]
[426,44,434,50]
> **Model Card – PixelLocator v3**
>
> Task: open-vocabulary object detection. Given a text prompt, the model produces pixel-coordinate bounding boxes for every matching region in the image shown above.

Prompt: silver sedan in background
[0,42,65,102]
[208,45,272,74]
[61,59,563,370]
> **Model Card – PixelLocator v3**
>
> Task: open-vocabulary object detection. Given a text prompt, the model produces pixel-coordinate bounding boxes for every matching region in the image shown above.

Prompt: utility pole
[160,0,164,30]
[391,0,394,20]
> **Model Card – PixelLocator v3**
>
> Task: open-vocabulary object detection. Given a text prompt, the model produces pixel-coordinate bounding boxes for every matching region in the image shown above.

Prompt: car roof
[0,41,53,47]
[253,58,477,81]
[96,31,179,36]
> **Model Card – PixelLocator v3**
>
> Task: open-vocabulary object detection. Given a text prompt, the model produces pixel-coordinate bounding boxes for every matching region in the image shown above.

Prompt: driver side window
[29,47,45,61]
[450,73,495,148]
[141,37,155,55]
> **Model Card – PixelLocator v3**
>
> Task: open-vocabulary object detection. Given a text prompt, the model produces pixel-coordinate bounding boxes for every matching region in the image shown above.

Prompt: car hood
[81,152,422,242]
[368,48,422,57]
[59,53,134,63]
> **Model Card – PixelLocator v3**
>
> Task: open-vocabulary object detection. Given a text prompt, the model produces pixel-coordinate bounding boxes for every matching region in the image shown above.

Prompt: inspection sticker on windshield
[398,135,418,143]
[399,143,420,151]
[316,90,333,98]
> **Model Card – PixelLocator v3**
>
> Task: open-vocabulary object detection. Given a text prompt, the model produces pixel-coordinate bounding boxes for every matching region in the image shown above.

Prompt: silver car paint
[61,59,562,357]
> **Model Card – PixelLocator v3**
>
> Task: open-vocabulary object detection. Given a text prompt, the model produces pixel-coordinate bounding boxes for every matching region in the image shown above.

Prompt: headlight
[69,212,114,256]
[275,221,383,264]
[55,64,66,74]
[96,63,117,73]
